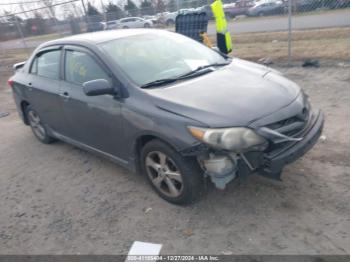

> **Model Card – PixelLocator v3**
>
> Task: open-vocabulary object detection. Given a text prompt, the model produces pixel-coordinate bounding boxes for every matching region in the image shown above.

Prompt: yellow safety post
[211,0,232,54]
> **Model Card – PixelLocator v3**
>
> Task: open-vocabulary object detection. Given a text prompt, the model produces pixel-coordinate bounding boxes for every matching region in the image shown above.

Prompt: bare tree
[19,4,29,19]
[41,0,56,18]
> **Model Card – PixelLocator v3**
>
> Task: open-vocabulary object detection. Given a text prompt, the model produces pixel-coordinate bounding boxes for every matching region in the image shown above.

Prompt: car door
[267,3,277,13]
[135,18,144,28]
[26,46,67,134]
[59,45,125,160]
[127,18,137,28]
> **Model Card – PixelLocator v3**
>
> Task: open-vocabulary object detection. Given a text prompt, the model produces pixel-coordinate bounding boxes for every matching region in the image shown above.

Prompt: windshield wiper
[180,62,231,78]
[141,78,178,89]
[141,61,231,89]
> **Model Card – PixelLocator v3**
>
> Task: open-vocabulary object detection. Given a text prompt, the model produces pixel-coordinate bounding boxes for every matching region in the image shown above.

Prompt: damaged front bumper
[183,110,324,189]
[259,109,324,180]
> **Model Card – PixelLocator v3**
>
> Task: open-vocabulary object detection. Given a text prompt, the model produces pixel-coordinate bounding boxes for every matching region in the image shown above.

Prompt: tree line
[87,0,211,20]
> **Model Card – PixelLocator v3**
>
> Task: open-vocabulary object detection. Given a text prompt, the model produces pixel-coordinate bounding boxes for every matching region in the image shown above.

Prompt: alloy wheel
[28,110,46,140]
[145,151,183,198]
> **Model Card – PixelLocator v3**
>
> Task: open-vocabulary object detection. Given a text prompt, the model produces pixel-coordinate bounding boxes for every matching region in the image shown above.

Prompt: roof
[43,29,162,47]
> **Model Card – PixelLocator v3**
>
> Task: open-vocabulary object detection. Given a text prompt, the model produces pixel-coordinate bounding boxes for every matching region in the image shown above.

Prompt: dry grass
[24,33,61,42]
[0,27,349,70]
[0,48,33,71]
[231,27,350,61]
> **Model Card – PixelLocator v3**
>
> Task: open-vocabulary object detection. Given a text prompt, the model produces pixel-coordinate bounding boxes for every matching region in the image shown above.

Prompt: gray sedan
[9,29,324,204]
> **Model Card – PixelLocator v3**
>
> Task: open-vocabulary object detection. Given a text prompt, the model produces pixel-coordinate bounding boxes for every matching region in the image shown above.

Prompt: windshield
[99,31,227,86]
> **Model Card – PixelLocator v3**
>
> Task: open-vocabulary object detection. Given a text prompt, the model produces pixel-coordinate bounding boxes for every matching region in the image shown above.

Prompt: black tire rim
[28,110,46,140]
[145,151,183,198]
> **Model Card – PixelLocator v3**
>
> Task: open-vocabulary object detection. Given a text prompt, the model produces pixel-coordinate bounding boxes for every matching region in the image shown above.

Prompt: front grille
[266,107,310,138]
[266,116,303,136]
[264,107,311,154]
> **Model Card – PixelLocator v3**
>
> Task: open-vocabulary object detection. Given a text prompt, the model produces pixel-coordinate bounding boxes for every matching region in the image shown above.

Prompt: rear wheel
[166,19,174,26]
[225,12,234,19]
[141,140,204,205]
[26,106,55,144]
[144,23,151,28]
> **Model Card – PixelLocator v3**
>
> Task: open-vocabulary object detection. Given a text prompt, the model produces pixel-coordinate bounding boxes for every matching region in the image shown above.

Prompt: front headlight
[188,126,267,152]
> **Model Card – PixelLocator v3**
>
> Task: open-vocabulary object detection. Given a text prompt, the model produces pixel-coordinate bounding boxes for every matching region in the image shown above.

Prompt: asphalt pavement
[208,9,350,34]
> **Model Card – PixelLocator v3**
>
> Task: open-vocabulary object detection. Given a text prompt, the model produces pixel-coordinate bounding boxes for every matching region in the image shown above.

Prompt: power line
[0,0,47,5]
[0,0,80,17]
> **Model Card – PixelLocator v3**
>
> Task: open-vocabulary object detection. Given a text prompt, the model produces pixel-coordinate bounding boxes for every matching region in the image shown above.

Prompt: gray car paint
[10,29,310,172]
[148,59,300,127]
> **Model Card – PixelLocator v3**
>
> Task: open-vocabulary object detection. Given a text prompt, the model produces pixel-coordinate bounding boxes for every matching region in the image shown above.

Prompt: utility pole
[80,0,88,26]
[288,0,292,65]
[100,0,107,21]
[81,0,87,16]
[13,15,29,55]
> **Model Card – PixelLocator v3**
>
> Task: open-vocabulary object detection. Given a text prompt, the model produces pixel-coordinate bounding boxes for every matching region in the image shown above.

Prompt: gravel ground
[0,62,349,255]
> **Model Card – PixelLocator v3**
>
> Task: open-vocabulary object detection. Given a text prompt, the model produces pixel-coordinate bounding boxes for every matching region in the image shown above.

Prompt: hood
[148,58,301,127]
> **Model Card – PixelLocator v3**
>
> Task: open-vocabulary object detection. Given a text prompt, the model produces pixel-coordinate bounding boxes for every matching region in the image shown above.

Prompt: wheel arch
[21,100,30,125]
[133,133,181,174]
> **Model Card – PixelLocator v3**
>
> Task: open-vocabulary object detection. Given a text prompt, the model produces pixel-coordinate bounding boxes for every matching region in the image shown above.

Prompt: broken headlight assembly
[188,126,268,152]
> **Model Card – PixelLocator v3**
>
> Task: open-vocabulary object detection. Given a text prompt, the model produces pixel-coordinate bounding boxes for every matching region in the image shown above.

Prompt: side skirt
[50,130,135,172]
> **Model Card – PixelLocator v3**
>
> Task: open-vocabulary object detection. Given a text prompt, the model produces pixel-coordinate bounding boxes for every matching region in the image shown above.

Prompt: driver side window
[64,50,111,85]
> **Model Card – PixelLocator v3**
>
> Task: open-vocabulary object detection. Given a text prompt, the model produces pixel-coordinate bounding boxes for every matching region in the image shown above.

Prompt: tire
[144,23,150,28]
[25,105,55,144]
[123,26,129,29]
[225,12,234,19]
[258,11,265,16]
[141,139,204,205]
[166,19,174,26]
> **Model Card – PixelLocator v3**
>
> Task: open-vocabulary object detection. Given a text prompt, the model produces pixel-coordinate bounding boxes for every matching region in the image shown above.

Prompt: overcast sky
[0,0,144,19]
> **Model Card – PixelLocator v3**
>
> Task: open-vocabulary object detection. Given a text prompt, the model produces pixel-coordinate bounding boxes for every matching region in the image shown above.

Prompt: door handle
[59,92,70,99]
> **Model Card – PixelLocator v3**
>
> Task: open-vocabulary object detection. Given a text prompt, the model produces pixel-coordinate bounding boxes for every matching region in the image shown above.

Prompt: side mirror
[83,79,115,96]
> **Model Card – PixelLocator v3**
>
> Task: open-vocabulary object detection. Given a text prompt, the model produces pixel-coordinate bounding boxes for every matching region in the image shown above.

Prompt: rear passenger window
[65,50,110,85]
[30,50,61,80]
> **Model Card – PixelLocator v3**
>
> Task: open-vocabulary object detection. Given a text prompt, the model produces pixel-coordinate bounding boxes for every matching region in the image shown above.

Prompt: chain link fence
[0,0,349,62]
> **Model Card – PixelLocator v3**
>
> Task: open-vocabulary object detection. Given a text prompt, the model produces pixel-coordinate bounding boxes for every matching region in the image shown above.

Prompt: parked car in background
[197,5,214,19]
[178,8,198,14]
[294,0,319,12]
[9,29,324,205]
[87,21,104,32]
[102,20,119,30]
[248,0,285,16]
[325,0,350,9]
[143,15,159,25]
[224,0,255,18]
[158,11,178,26]
[115,17,153,29]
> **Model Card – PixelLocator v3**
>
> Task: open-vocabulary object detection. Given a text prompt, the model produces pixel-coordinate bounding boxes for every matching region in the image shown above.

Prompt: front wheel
[166,19,174,26]
[141,140,204,205]
[26,106,55,144]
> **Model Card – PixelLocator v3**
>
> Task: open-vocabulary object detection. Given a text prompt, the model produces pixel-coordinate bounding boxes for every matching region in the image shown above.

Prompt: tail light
[7,78,14,88]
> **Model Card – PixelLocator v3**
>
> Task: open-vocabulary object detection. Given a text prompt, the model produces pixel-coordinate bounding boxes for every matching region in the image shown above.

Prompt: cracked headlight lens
[188,126,267,152]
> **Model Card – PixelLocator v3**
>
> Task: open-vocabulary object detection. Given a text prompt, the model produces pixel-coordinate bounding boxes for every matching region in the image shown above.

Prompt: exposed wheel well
[21,100,30,125]
[134,135,179,174]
